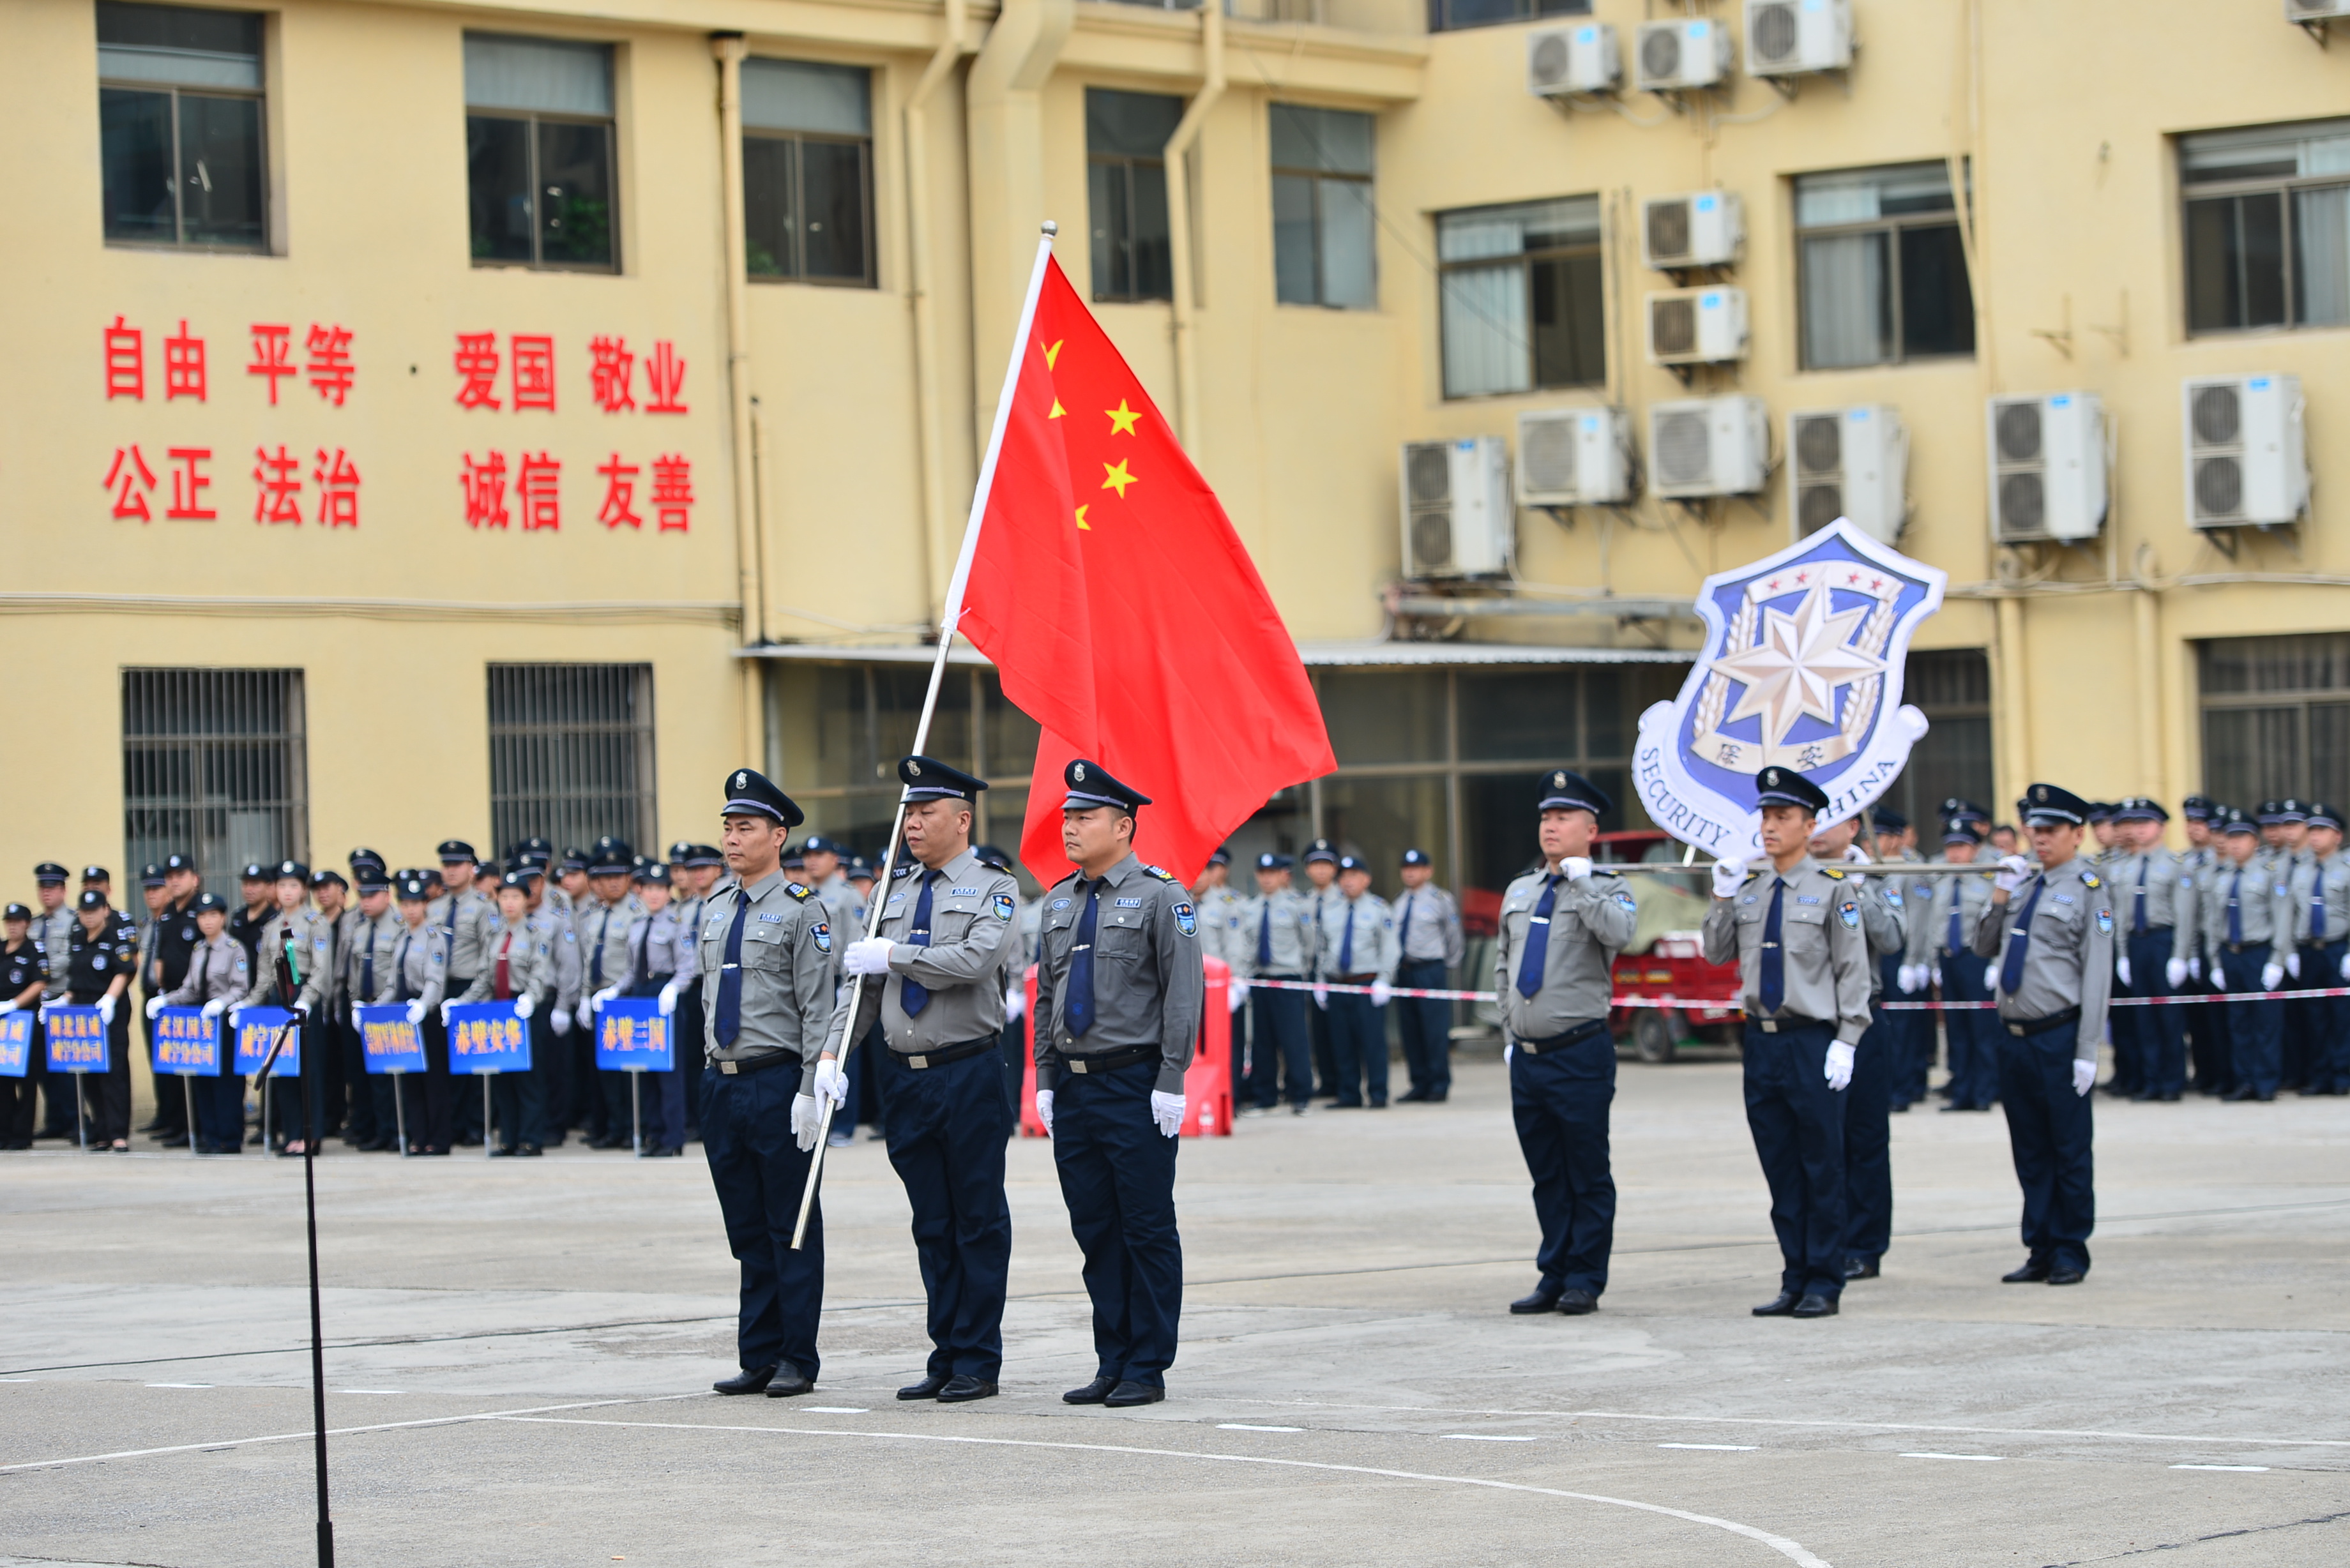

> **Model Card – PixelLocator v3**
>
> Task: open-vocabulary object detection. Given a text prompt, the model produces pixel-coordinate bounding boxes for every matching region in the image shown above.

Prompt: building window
[1883,649,1992,829]
[742,59,874,287]
[487,664,656,854]
[2181,119,2350,335]
[1794,162,1974,370]
[122,668,307,893]
[1087,88,1184,303]
[1427,0,1589,34]
[97,2,266,252]
[464,34,617,271]
[1436,196,1605,398]
[1271,104,1376,310]
[2199,634,2350,808]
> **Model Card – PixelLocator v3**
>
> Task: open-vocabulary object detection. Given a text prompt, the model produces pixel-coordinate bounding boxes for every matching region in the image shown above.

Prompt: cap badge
[908,759,923,776]
[734,772,748,790]
[1073,763,1087,781]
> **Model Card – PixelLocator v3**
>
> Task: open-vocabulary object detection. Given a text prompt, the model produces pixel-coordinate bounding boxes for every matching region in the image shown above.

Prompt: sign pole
[74,1070,86,1152]
[185,1074,197,1157]
[392,1070,407,1157]
[630,1070,642,1157]
[483,1074,494,1161]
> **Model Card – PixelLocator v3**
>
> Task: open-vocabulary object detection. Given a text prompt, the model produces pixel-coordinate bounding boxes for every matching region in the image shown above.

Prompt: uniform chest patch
[887,894,904,907]
[1796,895,1822,906]
[949,886,980,896]
[811,923,831,953]
[1174,903,1197,937]
[92,954,106,970]
[757,912,785,923]
[1740,896,1756,905]
[1114,897,1144,908]
[1837,901,1861,929]
[1051,898,1072,911]
[1885,889,1904,908]
[992,894,1015,921]
[2095,909,2113,935]
[2054,894,2075,906]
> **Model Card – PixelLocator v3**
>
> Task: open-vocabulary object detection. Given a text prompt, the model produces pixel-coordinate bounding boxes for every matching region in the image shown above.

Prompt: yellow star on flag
[1043,340,1063,370]
[1049,398,1065,419]
[1101,458,1138,499]
[1105,400,1141,436]
[1075,504,1091,532]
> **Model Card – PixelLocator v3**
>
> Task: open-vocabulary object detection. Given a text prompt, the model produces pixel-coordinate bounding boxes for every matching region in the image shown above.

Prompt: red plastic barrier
[1018,958,1233,1138]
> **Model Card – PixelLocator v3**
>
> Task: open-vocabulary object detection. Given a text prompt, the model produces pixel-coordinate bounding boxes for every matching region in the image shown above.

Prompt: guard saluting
[1033,758,1204,1408]
[700,769,838,1399]
[1702,767,1872,1319]
[823,757,1020,1404]
[1495,769,1638,1317]
[1977,784,2113,1285]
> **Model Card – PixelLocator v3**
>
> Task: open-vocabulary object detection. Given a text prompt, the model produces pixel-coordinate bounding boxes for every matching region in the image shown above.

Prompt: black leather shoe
[1556,1288,1598,1316]
[1103,1380,1164,1408]
[764,1362,814,1398]
[714,1364,778,1396]
[1063,1376,1118,1405]
[937,1375,998,1403]
[641,1145,681,1157]
[1791,1293,1839,1318]
[1752,1290,1801,1316]
[1844,1256,1880,1280]
[1510,1286,1563,1315]
[2046,1267,2087,1286]
[489,1145,519,1157]
[1395,1089,1427,1103]
[519,1144,542,1156]
[897,1374,950,1401]
[2002,1259,2051,1283]
[2222,1087,2260,1102]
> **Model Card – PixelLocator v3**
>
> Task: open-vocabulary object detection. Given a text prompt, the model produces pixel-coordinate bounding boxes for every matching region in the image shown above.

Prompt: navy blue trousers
[2188,976,2231,1096]
[1248,983,1311,1108]
[1326,991,1389,1106]
[2304,940,2349,1092]
[2220,944,2282,1097]
[886,1048,1013,1380]
[1509,1030,1615,1296]
[1308,993,1336,1096]
[702,1066,825,1379]
[1877,956,1923,1108]
[490,1010,549,1150]
[1395,960,1452,1097]
[1741,1020,1847,1299]
[1051,1059,1181,1387]
[1845,1005,1894,1265]
[1940,948,1998,1107]
[1996,1017,2095,1273]
[2125,929,2185,1097]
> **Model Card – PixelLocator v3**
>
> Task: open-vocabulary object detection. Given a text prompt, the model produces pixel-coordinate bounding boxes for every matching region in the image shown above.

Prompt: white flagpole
[792,222,1060,1248]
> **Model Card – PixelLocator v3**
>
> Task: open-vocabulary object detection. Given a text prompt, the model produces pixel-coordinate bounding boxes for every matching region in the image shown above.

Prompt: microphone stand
[255,940,335,1567]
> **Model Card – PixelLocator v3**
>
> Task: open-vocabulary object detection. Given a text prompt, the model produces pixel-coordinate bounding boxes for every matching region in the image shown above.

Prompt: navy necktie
[2000,877,2045,995]
[1255,903,1273,968]
[1514,875,1560,999]
[2228,868,2245,946]
[2313,873,2328,944]
[1067,879,1100,1037]
[1396,893,1414,960]
[713,896,749,1046]
[395,930,411,1000]
[1338,899,1357,974]
[1946,886,1963,956]
[1759,878,1786,1015]
[2134,859,2149,935]
[360,926,374,1002]
[591,909,609,986]
[901,870,937,1018]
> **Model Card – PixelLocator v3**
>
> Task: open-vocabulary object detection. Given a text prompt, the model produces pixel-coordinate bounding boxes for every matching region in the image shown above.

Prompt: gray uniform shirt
[1971,856,2113,1061]
[2176,845,2221,964]
[242,905,338,1012]
[2201,854,2293,951]
[1192,883,1247,970]
[160,932,249,1009]
[626,905,687,990]
[2289,853,2350,947]
[542,900,584,1012]
[1033,854,1205,1096]
[428,886,495,981]
[1493,864,1638,1041]
[1234,888,1319,977]
[460,915,557,1002]
[33,907,75,994]
[697,869,837,1094]
[380,921,450,1008]
[1701,856,1874,1045]
[341,909,404,1006]
[1391,884,1466,967]
[579,895,642,995]
[2109,847,2185,935]
[823,848,1019,1058]
[1904,870,1996,965]
[1317,891,1398,982]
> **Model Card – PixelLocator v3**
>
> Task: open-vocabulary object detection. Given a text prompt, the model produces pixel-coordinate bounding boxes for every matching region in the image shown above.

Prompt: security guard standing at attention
[1300,838,1340,1097]
[1,903,48,1149]
[1905,817,1998,1112]
[2109,798,2188,1102]
[241,860,338,1156]
[2205,807,2289,1101]
[1702,767,1871,1319]
[1495,770,1638,1317]
[1391,848,1464,1103]
[1033,759,1204,1408]
[1318,855,1397,1108]
[1808,814,1906,1283]
[1234,852,1318,1116]
[1976,784,2112,1285]
[2289,804,2350,1096]
[822,757,1020,1404]
[700,768,838,1399]
[30,864,77,1142]
[2176,797,2229,1096]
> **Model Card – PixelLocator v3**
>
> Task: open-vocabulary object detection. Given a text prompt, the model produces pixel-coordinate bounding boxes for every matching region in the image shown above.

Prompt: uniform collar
[1079,853,1143,889]
[739,868,791,904]
[909,847,978,883]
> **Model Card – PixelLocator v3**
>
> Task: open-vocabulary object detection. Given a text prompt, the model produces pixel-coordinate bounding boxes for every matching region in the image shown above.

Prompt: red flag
[955,258,1333,886]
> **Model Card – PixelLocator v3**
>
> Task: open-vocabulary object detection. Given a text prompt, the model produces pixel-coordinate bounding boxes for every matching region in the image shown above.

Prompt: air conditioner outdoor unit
[1517,407,1634,507]
[1647,287,1748,365]
[1789,405,1907,543]
[2285,1,2350,22]
[1649,396,1770,499]
[1634,18,1732,93]
[2184,374,2307,529]
[1644,190,1743,270]
[1987,392,2105,543]
[1400,437,1513,578]
[1746,0,1854,77]
[1527,22,1621,97]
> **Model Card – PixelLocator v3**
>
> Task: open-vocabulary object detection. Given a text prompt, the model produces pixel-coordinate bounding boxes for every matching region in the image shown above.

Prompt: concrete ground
[3,1053,2346,1568]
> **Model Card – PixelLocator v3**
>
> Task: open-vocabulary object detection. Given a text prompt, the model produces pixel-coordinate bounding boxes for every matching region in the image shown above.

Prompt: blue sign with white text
[354,1006,427,1074]
[446,1003,531,1074]
[596,998,673,1072]
[153,1008,222,1076]
[45,1006,108,1073]
[0,1012,31,1078]
[234,1007,301,1077]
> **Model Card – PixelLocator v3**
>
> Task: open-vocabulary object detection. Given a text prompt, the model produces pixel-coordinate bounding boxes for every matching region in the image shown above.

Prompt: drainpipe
[1162,1,1224,456]
[907,0,973,624]
[713,34,766,756]
[966,0,1074,438]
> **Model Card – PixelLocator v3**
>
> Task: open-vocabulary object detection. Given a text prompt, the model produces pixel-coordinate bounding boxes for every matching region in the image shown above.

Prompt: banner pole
[393,1069,407,1157]
[790,221,1061,1251]
[75,1069,86,1151]
[185,1074,197,1157]
[483,1074,494,1161]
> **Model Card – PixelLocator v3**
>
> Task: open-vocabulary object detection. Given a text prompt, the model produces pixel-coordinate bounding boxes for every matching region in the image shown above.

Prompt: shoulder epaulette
[785,882,814,901]
[1143,864,1178,884]
[1822,866,1847,880]
[2080,869,2101,889]
[891,861,916,878]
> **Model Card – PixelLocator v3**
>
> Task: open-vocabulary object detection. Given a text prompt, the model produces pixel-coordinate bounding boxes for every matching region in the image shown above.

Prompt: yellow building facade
[6,0,2350,916]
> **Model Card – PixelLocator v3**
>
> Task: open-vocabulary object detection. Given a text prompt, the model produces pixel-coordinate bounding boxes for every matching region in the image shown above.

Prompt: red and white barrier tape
[1236,976,2350,1013]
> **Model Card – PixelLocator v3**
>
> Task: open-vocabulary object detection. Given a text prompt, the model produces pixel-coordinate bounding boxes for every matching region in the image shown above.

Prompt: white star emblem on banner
[1708,582,1884,750]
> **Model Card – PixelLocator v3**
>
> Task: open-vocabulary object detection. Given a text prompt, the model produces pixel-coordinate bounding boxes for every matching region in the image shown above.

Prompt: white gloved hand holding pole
[1034,1089,1054,1137]
[812,1057,848,1109]
[2072,1059,2097,1097]
[1560,857,1593,882]
[790,1092,819,1152]
[842,939,893,978]
[146,995,167,1020]
[514,992,535,1019]
[1824,1041,1856,1092]
[2166,956,2189,990]
[1369,979,1393,1007]
[1994,854,2035,894]
[1711,858,1747,900]
[439,999,455,1025]
[2116,956,2133,988]
[1225,976,1247,1011]
[1149,1090,1185,1138]
[590,986,620,1013]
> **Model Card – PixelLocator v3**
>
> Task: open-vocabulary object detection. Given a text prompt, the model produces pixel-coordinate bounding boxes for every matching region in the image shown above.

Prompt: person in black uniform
[144,854,204,1143]
[2,904,48,1148]
[1032,759,1204,1407]
[56,889,139,1150]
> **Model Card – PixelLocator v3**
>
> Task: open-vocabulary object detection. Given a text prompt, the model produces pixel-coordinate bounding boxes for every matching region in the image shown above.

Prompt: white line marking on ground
[1218,1423,1303,1433]
[1442,1433,1536,1442]
[145,1383,211,1389]
[2171,1463,2270,1472]
[802,1407,868,1415]
[1662,1444,1760,1451]
[334,1390,404,1396]
[494,1415,1835,1568]
[1900,1452,2003,1463]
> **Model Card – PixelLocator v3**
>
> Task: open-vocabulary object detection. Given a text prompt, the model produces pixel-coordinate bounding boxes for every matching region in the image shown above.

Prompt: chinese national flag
[956,258,1334,886]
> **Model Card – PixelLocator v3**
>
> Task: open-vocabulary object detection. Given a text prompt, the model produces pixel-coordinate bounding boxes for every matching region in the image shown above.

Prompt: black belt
[1515,1018,1609,1054]
[2220,941,2270,954]
[1061,1043,1157,1076]
[1331,972,1377,985]
[2006,1006,2081,1037]
[893,1036,996,1071]
[714,1050,799,1076]
[1752,1013,1830,1034]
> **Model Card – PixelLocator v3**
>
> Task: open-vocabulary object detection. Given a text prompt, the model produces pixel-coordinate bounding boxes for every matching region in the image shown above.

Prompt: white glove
[2261,961,2284,991]
[2286,951,2301,980]
[514,992,535,1019]
[2341,949,2350,983]
[1824,1041,1855,1092]
[550,1006,572,1037]
[1225,976,1248,1011]
[842,939,894,978]
[146,995,167,1020]
[0,1000,13,1014]
[1930,965,1942,988]
[1895,963,1921,995]
[812,1057,848,1109]
[575,999,593,1032]
[2187,955,2202,983]
[1503,1043,1513,1066]
[1150,1090,1185,1138]
[2210,965,2229,992]
[405,1000,426,1025]
[1311,984,1328,1011]
[1561,856,1593,882]
[1370,979,1393,1007]
[590,986,620,1013]
[1711,858,1747,900]
[1844,844,1872,868]
[2116,956,2132,988]
[201,997,227,1019]
[439,999,455,1025]
[1034,1089,1054,1137]
[225,1008,240,1032]
[97,995,116,1026]
[1004,982,1026,1023]
[1994,854,2034,894]
[656,983,678,1017]
[2165,956,2188,990]
[791,1092,819,1152]
[2072,1059,2096,1097]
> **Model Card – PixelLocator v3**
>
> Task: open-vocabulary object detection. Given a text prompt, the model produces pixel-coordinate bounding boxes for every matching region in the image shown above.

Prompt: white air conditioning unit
[1746,0,1854,77]
[1644,190,1743,271]
[2184,374,2307,529]
[1517,407,1634,507]
[1634,17,1732,92]
[1528,22,1621,97]
[1650,396,1770,499]
[1400,437,1513,578]
[2285,1,2350,21]
[1987,392,2106,543]
[1789,405,1907,543]
[1647,287,1749,365]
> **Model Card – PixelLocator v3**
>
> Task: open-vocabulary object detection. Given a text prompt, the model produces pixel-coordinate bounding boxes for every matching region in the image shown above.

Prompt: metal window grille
[487,663,656,856]
[2199,634,2350,808]
[1884,649,1993,828]
[122,668,308,890]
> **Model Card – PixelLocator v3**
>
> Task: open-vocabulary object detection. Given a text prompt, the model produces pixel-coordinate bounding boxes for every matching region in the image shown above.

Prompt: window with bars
[1883,649,1993,829]
[2199,634,2350,808]
[487,664,656,855]
[122,668,308,891]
